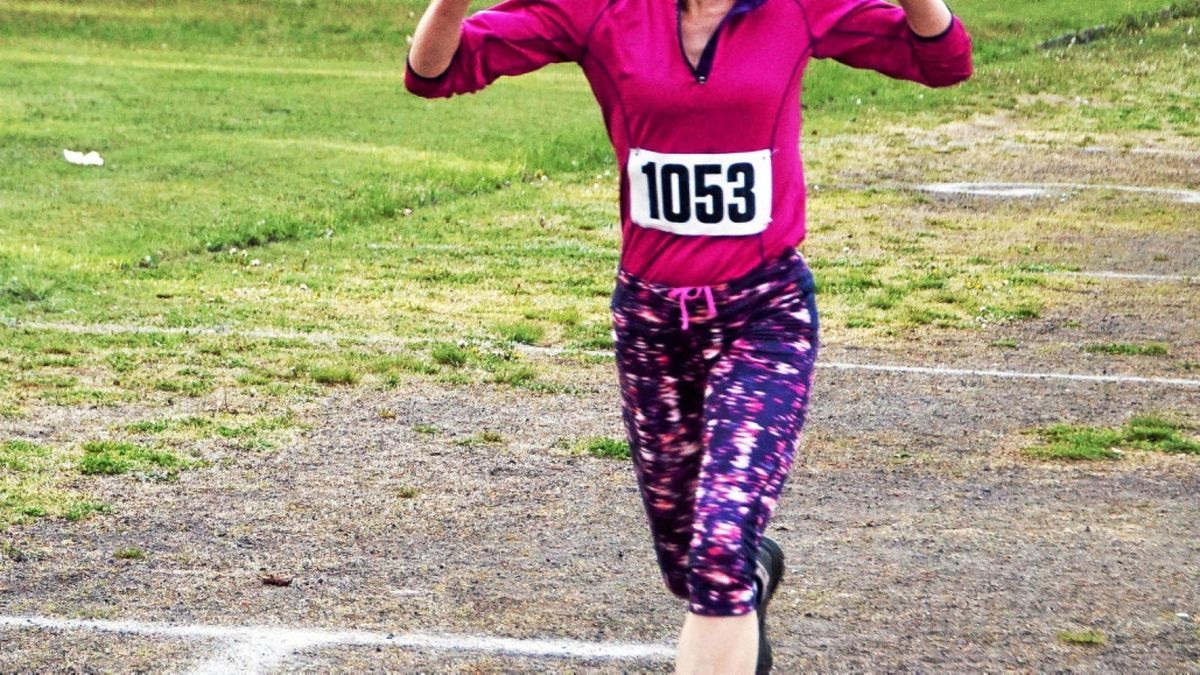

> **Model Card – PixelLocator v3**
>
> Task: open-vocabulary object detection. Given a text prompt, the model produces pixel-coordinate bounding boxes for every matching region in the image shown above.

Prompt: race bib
[627,148,772,236]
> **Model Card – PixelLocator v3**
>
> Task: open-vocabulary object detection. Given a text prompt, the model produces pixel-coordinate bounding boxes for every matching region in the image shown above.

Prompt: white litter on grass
[920,182,1200,204]
[4,319,1199,388]
[0,615,675,674]
[63,149,104,167]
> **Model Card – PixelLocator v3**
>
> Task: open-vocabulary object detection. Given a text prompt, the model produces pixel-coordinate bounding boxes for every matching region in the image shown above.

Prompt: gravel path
[1,367,1197,672]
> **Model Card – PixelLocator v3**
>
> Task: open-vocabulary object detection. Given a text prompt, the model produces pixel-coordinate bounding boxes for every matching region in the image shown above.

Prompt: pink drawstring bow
[666,286,717,330]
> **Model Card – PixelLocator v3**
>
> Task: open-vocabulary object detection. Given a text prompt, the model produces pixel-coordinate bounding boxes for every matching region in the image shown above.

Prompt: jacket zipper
[676,3,734,84]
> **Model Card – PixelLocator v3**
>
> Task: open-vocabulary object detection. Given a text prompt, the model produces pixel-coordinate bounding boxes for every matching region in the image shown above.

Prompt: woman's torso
[578,0,817,286]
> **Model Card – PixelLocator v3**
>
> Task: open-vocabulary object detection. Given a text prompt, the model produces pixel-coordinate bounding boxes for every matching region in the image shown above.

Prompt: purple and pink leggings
[610,248,819,617]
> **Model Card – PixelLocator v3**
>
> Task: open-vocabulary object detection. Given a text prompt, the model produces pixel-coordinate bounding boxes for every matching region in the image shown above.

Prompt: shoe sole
[758,536,785,611]
[756,536,785,675]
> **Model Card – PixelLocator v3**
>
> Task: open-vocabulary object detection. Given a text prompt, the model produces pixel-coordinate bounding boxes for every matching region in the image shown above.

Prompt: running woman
[406,0,972,670]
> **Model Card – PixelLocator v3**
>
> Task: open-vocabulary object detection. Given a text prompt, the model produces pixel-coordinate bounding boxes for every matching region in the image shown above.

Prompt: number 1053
[638,161,758,225]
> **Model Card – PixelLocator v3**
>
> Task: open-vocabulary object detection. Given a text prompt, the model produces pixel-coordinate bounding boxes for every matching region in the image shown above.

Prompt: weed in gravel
[413,423,439,435]
[495,321,545,346]
[0,440,104,527]
[114,547,147,560]
[310,365,359,385]
[991,338,1020,349]
[0,440,50,472]
[488,365,538,386]
[398,487,420,499]
[431,342,471,368]
[371,354,439,377]
[1025,414,1199,460]
[125,416,212,436]
[1057,629,1106,645]
[458,430,505,446]
[78,441,183,477]
[64,501,113,522]
[154,378,210,397]
[1083,342,1170,356]
[1,541,28,562]
[576,436,631,460]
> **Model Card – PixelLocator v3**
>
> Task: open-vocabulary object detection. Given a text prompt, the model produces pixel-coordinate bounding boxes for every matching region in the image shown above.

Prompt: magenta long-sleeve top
[405,0,973,286]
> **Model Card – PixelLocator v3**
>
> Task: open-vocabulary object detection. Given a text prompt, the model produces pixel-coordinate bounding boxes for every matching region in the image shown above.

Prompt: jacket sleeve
[805,0,973,88]
[404,0,597,98]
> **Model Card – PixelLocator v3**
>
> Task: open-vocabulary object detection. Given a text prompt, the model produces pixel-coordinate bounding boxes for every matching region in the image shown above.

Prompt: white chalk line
[1051,270,1199,283]
[5,319,1199,389]
[0,319,423,347]
[1081,145,1200,159]
[0,616,676,672]
[515,345,1200,388]
[814,362,1200,388]
[919,182,1200,204]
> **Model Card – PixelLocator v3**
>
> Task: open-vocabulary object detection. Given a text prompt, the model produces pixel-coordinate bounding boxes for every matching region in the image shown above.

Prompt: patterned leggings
[611,248,819,617]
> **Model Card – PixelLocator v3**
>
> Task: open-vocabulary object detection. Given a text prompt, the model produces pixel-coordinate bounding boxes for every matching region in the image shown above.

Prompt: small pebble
[1178,612,1192,621]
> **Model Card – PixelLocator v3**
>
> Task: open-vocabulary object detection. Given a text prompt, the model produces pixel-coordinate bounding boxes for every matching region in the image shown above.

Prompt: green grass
[1025,414,1200,460]
[114,547,147,560]
[1,0,1198,525]
[576,436,631,460]
[63,501,113,522]
[0,439,50,472]
[431,342,470,367]
[78,440,184,477]
[310,365,358,385]
[1083,342,1170,356]
[495,321,545,346]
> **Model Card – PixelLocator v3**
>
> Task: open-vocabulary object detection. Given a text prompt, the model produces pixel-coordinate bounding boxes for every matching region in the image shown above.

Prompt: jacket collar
[676,0,768,16]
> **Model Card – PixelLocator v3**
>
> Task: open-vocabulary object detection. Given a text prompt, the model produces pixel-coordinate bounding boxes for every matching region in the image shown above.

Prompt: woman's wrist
[896,0,954,38]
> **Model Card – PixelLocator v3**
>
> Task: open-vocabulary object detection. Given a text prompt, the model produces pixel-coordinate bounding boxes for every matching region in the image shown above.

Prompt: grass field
[1,0,1198,671]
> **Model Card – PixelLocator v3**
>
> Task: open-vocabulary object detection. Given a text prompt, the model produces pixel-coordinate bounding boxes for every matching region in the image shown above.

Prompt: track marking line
[0,49,401,80]
[1050,270,1199,283]
[5,320,1198,388]
[0,616,676,672]
[1080,145,1200,159]
[1,319,421,346]
[919,182,1200,204]
[813,362,1200,388]
[513,346,1200,388]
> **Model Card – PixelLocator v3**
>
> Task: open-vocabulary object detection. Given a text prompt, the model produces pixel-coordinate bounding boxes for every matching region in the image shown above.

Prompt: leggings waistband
[613,248,814,330]
[616,248,808,296]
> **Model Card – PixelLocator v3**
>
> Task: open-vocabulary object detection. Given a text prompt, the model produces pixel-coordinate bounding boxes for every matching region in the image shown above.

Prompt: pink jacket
[406,0,973,285]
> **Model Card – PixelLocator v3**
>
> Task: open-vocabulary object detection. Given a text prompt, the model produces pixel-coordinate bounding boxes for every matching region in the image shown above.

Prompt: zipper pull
[697,75,707,84]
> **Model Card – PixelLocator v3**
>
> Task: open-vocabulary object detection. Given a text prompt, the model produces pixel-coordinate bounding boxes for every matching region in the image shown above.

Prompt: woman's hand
[896,0,953,38]
[409,0,474,78]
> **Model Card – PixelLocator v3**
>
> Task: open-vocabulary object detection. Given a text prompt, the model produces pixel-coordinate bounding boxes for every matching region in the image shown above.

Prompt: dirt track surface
[2,366,1198,672]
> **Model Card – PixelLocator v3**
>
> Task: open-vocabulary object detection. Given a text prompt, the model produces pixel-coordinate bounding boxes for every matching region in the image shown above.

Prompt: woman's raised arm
[408,0,474,79]
[805,0,973,88]
[403,0,605,98]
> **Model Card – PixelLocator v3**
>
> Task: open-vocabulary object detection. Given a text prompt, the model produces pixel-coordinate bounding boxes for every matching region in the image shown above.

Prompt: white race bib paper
[627,148,772,236]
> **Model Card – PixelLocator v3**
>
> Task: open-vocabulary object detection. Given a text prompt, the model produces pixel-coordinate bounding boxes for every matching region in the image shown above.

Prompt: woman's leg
[678,278,819,673]
[613,313,709,600]
[675,612,759,674]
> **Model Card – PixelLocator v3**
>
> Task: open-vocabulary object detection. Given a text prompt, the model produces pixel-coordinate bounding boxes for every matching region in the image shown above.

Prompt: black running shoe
[754,536,785,675]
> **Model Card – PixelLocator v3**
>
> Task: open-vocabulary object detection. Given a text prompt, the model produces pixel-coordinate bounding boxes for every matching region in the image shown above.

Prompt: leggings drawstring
[666,286,717,330]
